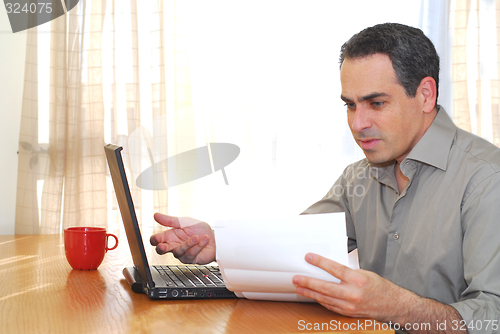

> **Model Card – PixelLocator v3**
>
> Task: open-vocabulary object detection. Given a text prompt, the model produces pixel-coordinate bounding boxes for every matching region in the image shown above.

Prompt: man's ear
[419,76,437,114]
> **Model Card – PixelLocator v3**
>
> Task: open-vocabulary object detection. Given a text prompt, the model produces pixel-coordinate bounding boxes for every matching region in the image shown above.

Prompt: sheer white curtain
[16,0,449,235]
[449,0,500,146]
[15,0,171,234]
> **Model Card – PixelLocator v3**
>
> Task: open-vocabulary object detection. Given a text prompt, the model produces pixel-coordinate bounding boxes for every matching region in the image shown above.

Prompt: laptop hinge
[123,267,149,293]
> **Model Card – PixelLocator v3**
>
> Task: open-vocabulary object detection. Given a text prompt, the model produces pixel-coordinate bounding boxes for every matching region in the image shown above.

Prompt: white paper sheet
[214,213,357,302]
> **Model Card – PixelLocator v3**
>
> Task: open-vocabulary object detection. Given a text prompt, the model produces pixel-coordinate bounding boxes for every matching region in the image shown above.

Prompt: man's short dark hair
[339,23,440,101]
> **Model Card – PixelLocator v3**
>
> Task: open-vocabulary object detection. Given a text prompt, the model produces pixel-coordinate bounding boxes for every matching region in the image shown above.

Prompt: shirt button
[393,233,399,240]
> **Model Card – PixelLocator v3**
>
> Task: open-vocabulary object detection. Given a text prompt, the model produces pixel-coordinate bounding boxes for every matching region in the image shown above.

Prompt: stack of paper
[214,213,357,302]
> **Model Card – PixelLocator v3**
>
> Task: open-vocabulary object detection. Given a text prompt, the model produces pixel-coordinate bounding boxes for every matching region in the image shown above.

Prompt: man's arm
[293,253,466,333]
[449,173,500,334]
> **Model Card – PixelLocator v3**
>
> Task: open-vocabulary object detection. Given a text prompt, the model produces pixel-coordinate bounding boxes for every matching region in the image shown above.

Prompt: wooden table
[0,234,393,333]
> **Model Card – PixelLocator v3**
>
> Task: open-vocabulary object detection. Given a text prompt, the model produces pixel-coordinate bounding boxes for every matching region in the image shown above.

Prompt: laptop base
[123,267,237,300]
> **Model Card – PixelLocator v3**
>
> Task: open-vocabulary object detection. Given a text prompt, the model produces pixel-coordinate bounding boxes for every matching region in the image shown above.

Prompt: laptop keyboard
[154,265,226,288]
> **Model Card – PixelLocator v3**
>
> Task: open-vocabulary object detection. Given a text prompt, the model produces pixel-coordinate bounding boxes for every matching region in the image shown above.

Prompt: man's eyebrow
[360,92,388,102]
[340,92,389,103]
[340,95,353,103]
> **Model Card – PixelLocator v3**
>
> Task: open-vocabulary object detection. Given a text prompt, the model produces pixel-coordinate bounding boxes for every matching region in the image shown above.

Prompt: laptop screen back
[104,143,156,289]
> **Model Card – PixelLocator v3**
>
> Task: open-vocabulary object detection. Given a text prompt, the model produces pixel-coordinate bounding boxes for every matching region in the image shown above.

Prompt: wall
[0,7,27,234]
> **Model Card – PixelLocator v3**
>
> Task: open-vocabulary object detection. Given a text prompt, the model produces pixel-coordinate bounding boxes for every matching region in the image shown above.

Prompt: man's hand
[293,253,407,322]
[293,253,466,333]
[150,213,216,264]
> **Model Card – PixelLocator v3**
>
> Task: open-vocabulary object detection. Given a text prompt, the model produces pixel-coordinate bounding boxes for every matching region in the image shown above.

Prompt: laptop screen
[104,143,156,288]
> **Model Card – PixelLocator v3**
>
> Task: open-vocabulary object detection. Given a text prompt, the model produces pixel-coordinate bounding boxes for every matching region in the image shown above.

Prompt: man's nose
[349,107,372,133]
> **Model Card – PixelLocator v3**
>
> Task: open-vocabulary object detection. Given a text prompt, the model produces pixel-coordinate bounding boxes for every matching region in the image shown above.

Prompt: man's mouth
[359,139,380,150]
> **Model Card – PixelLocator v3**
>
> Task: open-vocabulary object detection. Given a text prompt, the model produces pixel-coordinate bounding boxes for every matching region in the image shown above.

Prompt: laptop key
[171,267,197,287]
[198,268,224,284]
[154,266,180,287]
[189,267,216,287]
[179,267,205,287]
[198,271,219,286]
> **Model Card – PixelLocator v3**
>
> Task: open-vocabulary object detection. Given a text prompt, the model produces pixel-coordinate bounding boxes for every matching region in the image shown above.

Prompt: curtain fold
[451,0,500,146]
[15,0,174,234]
[15,26,41,234]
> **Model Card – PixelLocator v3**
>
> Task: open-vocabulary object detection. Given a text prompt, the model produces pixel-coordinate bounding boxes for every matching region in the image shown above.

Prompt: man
[150,23,500,333]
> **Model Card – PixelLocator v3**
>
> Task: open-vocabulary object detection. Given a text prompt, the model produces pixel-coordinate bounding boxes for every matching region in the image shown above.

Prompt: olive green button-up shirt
[303,106,500,333]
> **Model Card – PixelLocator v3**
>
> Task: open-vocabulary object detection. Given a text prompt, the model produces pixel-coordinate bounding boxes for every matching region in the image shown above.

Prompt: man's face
[340,53,428,164]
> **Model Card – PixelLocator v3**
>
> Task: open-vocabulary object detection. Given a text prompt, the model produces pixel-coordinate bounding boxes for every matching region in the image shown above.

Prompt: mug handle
[105,233,119,251]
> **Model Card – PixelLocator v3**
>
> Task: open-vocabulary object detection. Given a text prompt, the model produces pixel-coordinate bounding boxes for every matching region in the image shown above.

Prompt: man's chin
[364,153,397,166]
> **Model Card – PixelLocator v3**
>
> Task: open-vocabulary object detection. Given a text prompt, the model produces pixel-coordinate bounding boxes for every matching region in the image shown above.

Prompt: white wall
[0,7,26,235]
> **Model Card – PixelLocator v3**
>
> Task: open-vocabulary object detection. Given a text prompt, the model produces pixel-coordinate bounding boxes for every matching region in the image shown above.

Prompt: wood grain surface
[0,235,393,334]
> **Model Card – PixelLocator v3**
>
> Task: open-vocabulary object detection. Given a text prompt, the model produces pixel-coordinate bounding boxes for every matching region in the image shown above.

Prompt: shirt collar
[403,105,457,171]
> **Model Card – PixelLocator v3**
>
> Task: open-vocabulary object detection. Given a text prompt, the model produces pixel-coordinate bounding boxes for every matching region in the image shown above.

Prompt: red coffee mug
[64,227,118,270]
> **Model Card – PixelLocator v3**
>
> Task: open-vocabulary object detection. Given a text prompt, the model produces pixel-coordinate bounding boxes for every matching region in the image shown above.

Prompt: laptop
[104,143,237,300]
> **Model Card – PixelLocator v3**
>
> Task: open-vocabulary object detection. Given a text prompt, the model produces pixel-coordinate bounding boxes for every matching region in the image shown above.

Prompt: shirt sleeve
[300,166,357,252]
[450,172,500,334]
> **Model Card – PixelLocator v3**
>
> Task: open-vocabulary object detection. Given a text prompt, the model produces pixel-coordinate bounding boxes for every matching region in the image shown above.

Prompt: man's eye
[344,103,356,110]
[372,101,384,108]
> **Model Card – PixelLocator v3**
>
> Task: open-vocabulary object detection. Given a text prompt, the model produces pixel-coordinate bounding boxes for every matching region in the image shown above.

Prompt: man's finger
[150,234,160,246]
[171,235,201,258]
[305,253,352,282]
[296,285,347,309]
[293,275,348,301]
[150,230,177,246]
[155,242,169,255]
[177,235,210,263]
[154,212,181,228]
[153,235,199,255]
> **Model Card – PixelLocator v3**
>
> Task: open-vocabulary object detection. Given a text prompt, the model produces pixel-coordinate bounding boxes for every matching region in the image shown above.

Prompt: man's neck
[392,106,439,193]
[395,162,409,194]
